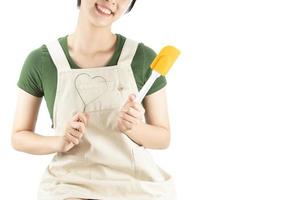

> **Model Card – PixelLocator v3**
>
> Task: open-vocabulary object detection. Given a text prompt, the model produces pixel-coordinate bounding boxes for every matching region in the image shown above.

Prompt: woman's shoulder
[17,44,46,97]
[22,37,64,71]
[19,36,66,83]
[25,37,63,64]
[28,35,69,68]
[137,42,156,59]
[118,34,157,59]
[20,43,47,75]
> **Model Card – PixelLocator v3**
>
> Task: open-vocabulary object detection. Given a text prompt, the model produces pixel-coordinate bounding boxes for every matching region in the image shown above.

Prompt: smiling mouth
[95,3,114,16]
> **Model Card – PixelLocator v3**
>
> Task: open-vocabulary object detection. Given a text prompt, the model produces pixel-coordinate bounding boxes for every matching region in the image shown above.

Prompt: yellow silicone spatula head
[151,46,180,76]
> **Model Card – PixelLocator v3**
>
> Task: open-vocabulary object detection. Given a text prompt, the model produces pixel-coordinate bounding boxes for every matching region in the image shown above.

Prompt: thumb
[128,93,136,102]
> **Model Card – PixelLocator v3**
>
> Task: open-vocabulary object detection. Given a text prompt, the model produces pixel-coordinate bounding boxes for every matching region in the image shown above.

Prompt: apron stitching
[131,148,137,178]
[52,71,63,129]
[41,38,174,199]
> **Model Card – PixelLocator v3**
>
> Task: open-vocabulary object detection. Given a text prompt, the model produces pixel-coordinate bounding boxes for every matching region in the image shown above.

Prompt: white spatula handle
[135,70,160,103]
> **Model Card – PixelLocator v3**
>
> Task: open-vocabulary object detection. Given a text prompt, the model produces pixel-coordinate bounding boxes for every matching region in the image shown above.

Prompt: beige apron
[37,38,176,200]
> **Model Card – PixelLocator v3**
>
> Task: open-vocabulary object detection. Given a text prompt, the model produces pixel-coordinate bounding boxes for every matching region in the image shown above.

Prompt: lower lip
[95,4,112,17]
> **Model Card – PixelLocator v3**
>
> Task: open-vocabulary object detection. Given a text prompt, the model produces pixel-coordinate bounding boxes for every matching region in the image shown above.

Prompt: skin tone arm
[117,87,171,149]
[12,86,170,154]
[11,88,88,155]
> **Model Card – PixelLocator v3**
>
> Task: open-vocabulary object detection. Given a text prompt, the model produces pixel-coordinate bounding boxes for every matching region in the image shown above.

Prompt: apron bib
[37,38,176,200]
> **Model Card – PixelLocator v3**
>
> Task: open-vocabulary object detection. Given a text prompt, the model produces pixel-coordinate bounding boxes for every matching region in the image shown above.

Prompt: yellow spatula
[135,45,180,103]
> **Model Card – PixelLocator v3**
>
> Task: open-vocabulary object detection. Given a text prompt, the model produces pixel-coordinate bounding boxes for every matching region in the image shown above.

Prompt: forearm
[11,131,60,155]
[125,122,170,149]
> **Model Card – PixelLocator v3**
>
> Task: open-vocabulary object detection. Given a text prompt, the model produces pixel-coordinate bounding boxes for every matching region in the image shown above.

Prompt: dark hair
[77,0,136,13]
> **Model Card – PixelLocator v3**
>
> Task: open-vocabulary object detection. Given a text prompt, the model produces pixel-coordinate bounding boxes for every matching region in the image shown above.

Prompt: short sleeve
[17,48,44,97]
[142,44,167,96]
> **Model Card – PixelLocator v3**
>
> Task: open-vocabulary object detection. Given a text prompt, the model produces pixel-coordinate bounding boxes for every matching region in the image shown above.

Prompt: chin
[93,21,112,28]
[86,14,111,28]
[94,11,119,26]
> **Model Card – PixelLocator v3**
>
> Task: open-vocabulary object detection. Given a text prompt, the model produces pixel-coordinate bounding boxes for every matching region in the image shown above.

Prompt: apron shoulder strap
[117,38,139,65]
[46,39,71,72]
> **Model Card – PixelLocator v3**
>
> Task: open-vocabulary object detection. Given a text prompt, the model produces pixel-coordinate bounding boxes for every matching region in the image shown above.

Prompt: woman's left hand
[117,94,145,134]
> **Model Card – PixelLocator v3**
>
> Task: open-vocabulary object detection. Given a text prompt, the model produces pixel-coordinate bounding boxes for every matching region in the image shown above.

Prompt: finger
[78,112,88,125]
[120,116,133,130]
[70,121,85,133]
[120,111,139,124]
[77,112,88,126]
[121,104,128,112]
[71,112,80,121]
[126,107,141,119]
[64,133,79,145]
[128,93,136,102]
[121,94,135,108]
[128,101,145,114]
[72,112,88,126]
[117,120,128,133]
[69,128,83,139]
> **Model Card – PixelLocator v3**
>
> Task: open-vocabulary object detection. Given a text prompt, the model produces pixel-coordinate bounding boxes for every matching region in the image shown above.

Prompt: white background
[1,0,300,199]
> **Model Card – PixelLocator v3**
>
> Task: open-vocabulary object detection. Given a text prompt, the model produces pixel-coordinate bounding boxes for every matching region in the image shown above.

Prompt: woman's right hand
[57,112,89,153]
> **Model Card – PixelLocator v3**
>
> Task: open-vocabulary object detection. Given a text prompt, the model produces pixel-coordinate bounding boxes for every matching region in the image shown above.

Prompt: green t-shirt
[17,34,167,126]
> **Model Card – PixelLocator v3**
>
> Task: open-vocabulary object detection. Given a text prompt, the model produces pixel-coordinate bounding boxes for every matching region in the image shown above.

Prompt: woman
[12,0,175,199]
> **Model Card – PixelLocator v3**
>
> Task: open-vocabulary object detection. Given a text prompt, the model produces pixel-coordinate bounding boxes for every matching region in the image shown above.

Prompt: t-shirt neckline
[60,33,122,70]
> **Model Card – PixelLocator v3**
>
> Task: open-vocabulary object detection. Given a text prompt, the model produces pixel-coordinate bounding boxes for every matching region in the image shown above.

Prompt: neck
[68,11,117,56]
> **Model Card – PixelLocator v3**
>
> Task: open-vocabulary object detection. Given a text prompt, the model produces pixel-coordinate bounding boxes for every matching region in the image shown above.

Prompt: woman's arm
[118,87,171,149]
[11,88,62,155]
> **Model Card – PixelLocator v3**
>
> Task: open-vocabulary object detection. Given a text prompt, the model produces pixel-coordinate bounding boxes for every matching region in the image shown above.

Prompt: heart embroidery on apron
[74,73,108,112]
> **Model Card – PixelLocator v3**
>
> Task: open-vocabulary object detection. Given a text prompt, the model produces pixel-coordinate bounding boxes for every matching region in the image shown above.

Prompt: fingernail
[131,94,136,100]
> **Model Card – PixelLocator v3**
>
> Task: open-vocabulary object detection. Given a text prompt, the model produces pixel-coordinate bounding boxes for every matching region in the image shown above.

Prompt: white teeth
[97,5,112,15]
